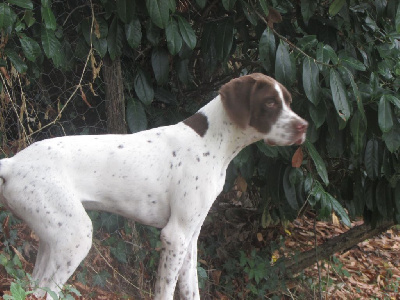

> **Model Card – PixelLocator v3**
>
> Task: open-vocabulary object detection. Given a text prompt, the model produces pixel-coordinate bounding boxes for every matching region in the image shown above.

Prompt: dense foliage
[1,0,400,297]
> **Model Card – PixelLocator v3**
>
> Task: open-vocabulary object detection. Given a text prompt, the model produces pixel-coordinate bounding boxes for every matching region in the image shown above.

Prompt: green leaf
[330,69,350,121]
[385,94,400,109]
[177,58,190,85]
[301,0,317,25]
[151,47,169,85]
[259,0,269,16]
[222,0,237,10]
[329,0,346,16]
[215,18,234,61]
[326,193,351,227]
[376,181,389,218]
[93,270,111,287]
[396,2,400,33]
[364,139,380,180]
[256,141,278,158]
[259,27,275,71]
[0,4,17,29]
[110,241,128,263]
[134,70,154,105]
[309,101,326,129]
[23,10,36,27]
[5,49,27,74]
[168,0,176,13]
[196,0,206,8]
[19,34,41,62]
[350,111,367,157]
[107,16,123,60]
[340,66,366,122]
[10,282,26,299]
[302,57,320,105]
[305,140,329,186]
[146,0,169,29]
[275,42,292,87]
[116,0,135,23]
[41,4,56,30]
[340,55,366,71]
[125,18,142,49]
[177,16,197,49]
[8,0,33,9]
[283,166,299,210]
[317,44,338,65]
[378,95,393,133]
[382,120,400,153]
[165,19,182,55]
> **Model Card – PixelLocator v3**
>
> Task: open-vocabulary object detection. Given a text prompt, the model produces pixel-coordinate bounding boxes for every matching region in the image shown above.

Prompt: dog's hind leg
[20,190,94,299]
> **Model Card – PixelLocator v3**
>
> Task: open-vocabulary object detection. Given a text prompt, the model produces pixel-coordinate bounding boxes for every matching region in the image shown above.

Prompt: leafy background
[0,0,400,298]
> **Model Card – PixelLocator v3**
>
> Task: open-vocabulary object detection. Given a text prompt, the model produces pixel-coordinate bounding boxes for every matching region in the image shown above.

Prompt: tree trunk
[102,56,127,134]
[274,221,394,278]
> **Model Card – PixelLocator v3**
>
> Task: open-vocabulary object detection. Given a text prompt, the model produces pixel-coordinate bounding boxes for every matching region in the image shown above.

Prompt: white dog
[0,73,307,299]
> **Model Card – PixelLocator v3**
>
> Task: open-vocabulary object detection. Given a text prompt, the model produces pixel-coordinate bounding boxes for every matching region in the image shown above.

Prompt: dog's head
[220,73,308,146]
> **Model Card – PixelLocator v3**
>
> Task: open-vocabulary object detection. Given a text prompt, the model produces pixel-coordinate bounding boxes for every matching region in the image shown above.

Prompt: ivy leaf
[151,47,169,85]
[275,42,292,87]
[177,16,197,49]
[7,0,33,9]
[93,270,111,287]
[330,69,350,121]
[146,0,169,29]
[19,34,41,62]
[165,19,182,55]
[302,57,320,105]
[378,95,394,133]
[305,140,329,186]
[134,70,154,105]
[125,18,142,49]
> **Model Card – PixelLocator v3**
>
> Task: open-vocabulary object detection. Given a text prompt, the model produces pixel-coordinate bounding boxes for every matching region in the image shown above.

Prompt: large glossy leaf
[308,101,326,129]
[165,19,182,55]
[340,66,366,122]
[283,166,299,210]
[330,69,350,121]
[275,42,293,87]
[125,18,141,49]
[302,57,320,105]
[259,27,275,71]
[134,70,154,105]
[107,16,123,60]
[116,0,135,23]
[177,16,196,49]
[215,18,234,61]
[305,140,329,186]
[382,120,400,153]
[19,34,41,62]
[364,139,380,180]
[256,141,278,158]
[146,0,169,29]
[317,44,338,65]
[8,0,33,9]
[329,0,346,16]
[326,193,351,227]
[41,26,61,59]
[41,4,56,30]
[151,48,169,85]
[0,4,17,29]
[4,49,27,73]
[301,0,317,25]
[378,95,394,133]
[376,181,389,218]
[126,98,147,133]
[222,0,237,11]
[385,94,400,109]
[350,111,367,157]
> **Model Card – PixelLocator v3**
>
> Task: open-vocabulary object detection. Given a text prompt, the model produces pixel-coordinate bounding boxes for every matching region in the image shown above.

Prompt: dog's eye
[265,98,276,108]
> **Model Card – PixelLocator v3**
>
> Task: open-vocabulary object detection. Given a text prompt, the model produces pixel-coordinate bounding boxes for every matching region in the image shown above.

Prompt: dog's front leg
[177,226,201,300]
[154,220,198,300]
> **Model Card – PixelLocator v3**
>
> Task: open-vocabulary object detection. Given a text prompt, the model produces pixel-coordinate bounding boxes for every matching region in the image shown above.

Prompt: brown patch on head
[219,73,286,133]
[183,112,209,137]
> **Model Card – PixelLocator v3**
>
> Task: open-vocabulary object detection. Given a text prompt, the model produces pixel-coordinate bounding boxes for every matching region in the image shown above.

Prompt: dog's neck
[197,95,262,168]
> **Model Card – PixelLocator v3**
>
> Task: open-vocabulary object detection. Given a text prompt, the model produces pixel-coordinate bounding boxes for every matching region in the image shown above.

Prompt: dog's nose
[294,120,308,133]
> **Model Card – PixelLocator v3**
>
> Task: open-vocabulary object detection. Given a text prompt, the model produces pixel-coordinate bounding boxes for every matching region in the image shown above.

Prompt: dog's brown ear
[219,75,256,128]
